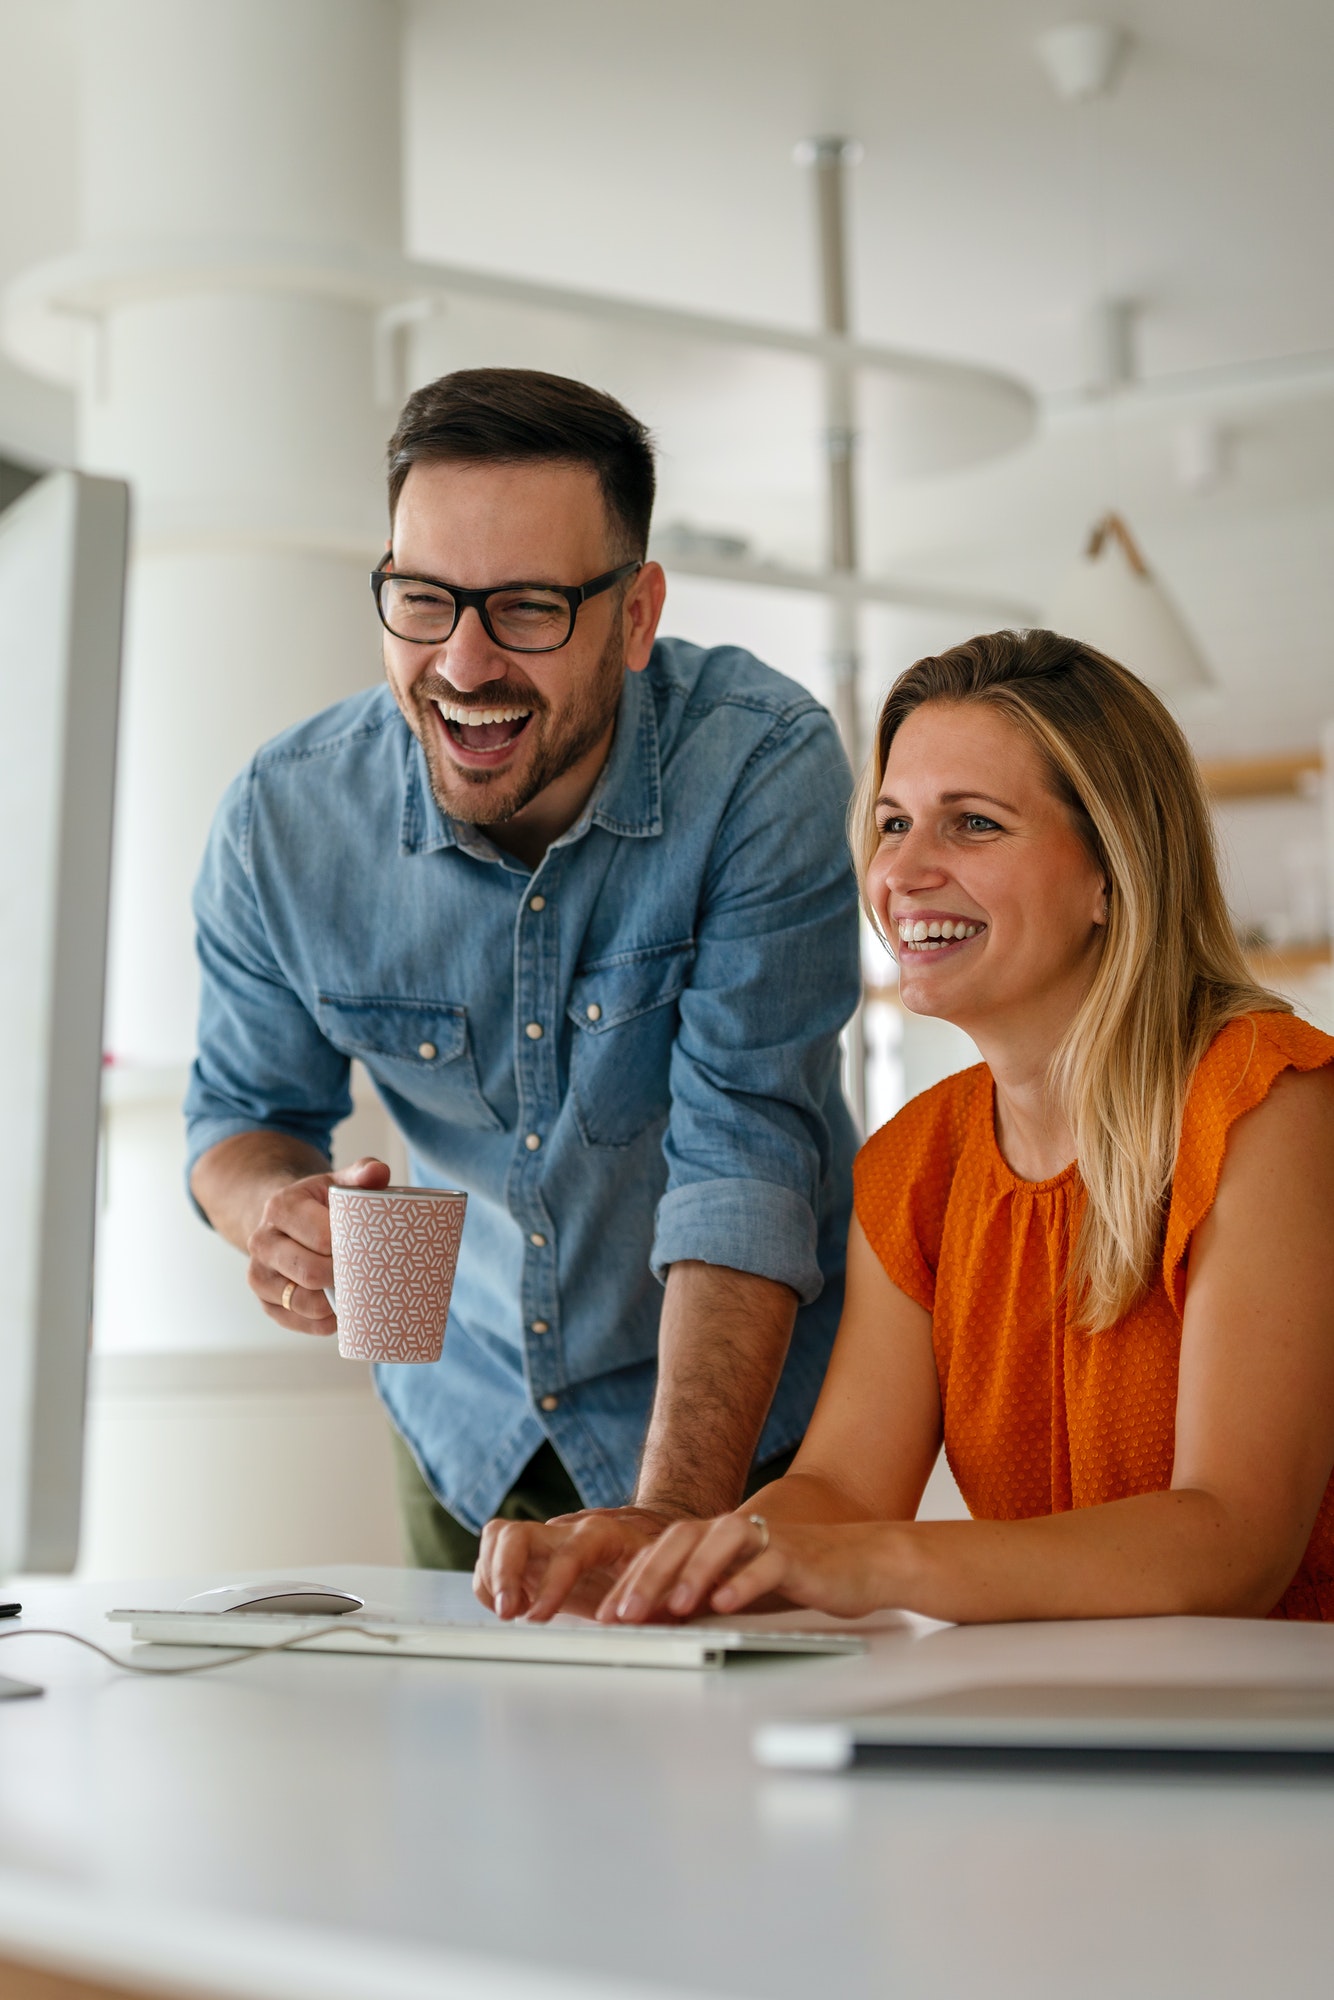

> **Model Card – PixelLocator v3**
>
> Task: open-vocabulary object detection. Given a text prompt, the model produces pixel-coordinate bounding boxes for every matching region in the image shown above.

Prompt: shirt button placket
[515,868,559,1400]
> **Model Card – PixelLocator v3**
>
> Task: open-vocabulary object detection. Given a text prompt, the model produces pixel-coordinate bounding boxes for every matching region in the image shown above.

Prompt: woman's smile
[894,912,986,954]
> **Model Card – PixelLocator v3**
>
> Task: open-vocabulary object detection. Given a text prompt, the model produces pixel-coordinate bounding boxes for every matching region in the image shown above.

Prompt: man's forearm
[190,1130,331,1252]
[635,1260,798,1518]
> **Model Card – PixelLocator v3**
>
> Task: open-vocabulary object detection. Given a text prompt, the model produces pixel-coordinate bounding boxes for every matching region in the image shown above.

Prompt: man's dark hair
[386,367,656,558]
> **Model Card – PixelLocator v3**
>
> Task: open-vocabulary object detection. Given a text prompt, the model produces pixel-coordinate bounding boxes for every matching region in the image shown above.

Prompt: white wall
[80,1061,409,1579]
[79,1349,402,1580]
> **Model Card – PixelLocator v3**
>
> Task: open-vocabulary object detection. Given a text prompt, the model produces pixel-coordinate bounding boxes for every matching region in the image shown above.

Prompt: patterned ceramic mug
[327,1186,468,1364]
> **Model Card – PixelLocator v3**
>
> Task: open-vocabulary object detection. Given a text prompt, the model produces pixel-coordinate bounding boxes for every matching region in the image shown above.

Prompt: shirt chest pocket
[567,941,694,1148]
[315,994,503,1133]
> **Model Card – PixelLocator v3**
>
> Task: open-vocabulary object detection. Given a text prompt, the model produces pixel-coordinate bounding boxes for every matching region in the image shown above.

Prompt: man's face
[383,459,639,828]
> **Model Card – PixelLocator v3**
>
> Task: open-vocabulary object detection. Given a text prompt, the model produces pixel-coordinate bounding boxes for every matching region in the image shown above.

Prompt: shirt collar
[587,667,663,840]
[398,666,663,858]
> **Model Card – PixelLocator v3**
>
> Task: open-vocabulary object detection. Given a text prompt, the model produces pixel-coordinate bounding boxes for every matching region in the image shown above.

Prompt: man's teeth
[435,701,532,727]
[896,918,983,950]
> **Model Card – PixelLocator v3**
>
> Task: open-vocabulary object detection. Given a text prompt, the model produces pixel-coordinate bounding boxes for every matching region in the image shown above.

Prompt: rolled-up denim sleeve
[184,766,352,1205]
[651,706,860,1303]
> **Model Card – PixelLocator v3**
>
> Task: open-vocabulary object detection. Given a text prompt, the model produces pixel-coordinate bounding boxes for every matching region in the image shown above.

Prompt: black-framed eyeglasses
[370,557,642,654]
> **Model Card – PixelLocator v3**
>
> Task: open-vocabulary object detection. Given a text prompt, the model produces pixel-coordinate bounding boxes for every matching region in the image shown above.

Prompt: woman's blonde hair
[852,628,1290,1331]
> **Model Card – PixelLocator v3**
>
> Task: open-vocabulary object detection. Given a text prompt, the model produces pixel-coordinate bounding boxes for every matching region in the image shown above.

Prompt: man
[187,367,860,1574]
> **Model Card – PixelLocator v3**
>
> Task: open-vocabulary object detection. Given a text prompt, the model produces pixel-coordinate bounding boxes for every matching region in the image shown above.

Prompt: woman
[480,629,1334,1625]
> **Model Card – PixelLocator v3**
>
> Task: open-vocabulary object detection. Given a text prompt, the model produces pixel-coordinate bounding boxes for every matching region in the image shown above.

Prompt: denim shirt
[185,638,861,1531]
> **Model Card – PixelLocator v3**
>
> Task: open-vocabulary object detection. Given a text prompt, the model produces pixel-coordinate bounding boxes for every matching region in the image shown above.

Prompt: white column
[60,0,405,1356]
[0,0,415,1574]
[79,0,400,1072]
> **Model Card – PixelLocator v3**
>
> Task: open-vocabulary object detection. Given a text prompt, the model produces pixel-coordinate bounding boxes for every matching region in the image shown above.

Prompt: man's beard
[405,621,625,827]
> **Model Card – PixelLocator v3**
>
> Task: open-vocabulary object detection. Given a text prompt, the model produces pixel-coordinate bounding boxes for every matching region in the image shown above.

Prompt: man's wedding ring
[746,1513,770,1555]
[281,1281,296,1312]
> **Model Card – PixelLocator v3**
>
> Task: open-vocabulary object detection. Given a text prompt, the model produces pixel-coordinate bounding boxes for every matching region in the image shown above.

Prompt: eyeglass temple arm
[575,560,644,604]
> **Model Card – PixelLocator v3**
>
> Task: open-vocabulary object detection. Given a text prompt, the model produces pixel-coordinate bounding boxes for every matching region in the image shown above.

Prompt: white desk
[2,1568,1333,2000]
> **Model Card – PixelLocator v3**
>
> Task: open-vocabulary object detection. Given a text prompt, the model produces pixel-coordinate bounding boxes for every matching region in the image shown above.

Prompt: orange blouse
[853,1011,1334,1621]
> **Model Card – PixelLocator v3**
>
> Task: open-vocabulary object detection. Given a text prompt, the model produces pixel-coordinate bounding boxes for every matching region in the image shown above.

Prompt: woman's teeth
[896,918,983,951]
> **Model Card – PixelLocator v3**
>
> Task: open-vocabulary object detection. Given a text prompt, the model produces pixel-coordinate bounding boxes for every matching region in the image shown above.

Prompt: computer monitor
[0,470,128,1595]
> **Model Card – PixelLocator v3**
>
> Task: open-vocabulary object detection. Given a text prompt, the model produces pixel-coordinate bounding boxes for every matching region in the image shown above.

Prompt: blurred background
[2,0,1331,1577]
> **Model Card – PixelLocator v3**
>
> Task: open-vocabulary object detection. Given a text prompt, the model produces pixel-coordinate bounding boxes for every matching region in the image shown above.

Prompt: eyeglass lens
[379,577,574,651]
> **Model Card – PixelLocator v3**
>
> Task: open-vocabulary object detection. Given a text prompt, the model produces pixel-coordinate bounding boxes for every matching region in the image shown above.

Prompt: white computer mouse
[175,1581,365,1616]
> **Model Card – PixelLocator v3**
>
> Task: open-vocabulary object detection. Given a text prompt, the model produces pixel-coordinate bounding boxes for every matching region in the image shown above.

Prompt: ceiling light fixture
[1036,22,1128,103]
[1044,512,1210,691]
[1172,418,1230,495]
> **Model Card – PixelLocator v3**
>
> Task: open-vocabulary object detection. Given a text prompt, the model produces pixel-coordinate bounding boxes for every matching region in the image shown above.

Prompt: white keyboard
[107,1607,867,1671]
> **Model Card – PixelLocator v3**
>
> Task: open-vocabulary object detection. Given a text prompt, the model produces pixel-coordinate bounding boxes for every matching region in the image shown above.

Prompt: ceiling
[401,0,1334,759]
[404,0,1334,388]
[2,0,1332,756]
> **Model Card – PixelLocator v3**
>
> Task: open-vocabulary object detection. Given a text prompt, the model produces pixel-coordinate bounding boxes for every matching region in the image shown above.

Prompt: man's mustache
[414,674,548,716]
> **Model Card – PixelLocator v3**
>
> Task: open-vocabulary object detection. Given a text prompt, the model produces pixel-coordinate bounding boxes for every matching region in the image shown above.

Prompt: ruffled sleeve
[1163,1011,1334,1316]
[853,1064,988,1312]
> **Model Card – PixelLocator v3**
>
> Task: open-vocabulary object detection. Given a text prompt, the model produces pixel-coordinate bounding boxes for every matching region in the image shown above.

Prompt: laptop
[754,1680,1334,1767]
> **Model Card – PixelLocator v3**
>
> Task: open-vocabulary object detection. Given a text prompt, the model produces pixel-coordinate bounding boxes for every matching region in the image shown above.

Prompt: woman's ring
[281,1281,296,1312]
[746,1513,770,1555]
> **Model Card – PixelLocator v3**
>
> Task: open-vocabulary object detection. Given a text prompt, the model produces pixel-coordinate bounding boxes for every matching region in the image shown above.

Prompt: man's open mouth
[432,699,534,764]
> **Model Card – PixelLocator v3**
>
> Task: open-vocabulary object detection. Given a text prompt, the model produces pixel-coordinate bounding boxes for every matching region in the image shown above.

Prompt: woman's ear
[1093,877,1111,927]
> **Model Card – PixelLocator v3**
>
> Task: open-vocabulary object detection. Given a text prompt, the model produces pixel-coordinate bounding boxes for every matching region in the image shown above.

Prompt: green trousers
[390,1426,797,1571]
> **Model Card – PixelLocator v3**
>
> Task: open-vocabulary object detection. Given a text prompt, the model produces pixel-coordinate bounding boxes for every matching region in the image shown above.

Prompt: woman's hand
[595,1512,903,1625]
[473,1506,677,1621]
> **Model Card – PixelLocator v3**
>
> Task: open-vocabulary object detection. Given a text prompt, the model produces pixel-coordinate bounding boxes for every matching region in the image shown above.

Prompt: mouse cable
[0,1622,389,1678]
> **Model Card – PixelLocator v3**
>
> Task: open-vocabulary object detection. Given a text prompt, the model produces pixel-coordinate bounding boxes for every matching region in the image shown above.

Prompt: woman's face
[866,701,1109,1043]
